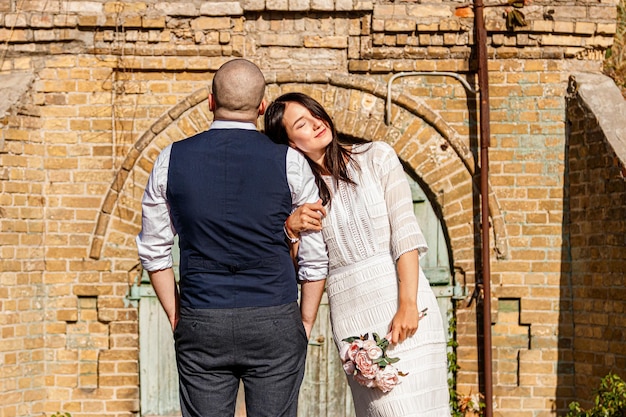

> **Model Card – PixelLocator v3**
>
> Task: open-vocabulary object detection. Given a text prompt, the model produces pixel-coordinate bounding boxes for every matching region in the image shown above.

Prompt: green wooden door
[134,174,453,417]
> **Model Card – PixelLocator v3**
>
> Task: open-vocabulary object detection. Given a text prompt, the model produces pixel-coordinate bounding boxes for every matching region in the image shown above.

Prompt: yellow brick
[191,17,231,30]
[574,21,595,35]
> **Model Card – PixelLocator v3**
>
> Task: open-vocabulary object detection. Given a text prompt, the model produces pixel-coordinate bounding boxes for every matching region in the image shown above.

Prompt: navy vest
[167,128,296,308]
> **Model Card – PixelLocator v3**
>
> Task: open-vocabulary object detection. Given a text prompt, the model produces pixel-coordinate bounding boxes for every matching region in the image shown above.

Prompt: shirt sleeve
[136,145,177,272]
[286,148,329,282]
[371,142,428,260]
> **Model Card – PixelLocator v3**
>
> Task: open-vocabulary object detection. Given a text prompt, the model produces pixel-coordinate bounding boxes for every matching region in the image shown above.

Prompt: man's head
[209,59,266,122]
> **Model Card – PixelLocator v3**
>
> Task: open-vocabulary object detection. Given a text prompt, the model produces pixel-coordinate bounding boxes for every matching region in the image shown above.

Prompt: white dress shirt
[136,120,328,282]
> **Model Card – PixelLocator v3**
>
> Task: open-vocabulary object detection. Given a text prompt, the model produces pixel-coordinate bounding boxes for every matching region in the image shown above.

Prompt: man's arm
[136,145,179,329]
[148,268,180,331]
[300,279,326,339]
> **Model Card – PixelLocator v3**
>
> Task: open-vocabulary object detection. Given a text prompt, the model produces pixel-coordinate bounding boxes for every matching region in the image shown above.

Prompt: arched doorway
[102,77,507,416]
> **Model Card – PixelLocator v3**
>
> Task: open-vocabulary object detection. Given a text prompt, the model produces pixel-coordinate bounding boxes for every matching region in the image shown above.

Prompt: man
[136,59,328,417]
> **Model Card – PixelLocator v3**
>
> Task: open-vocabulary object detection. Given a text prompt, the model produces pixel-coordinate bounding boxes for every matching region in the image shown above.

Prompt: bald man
[136,59,328,417]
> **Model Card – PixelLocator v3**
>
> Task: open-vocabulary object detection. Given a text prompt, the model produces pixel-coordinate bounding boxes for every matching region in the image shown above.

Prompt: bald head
[211,59,266,121]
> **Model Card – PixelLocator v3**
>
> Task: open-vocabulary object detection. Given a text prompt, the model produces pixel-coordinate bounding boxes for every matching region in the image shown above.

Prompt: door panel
[138,295,181,417]
[298,292,355,417]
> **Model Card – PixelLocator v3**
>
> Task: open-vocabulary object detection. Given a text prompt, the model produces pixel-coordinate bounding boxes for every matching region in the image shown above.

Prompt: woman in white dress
[265,92,450,417]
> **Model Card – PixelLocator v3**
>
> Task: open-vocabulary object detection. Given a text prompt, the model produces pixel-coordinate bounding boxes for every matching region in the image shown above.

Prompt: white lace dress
[321,141,451,417]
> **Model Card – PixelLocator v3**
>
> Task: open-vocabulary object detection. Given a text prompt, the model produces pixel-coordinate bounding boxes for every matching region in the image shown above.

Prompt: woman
[265,92,451,417]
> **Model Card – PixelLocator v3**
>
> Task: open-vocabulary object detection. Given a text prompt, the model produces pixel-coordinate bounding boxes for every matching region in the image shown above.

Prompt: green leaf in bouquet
[374,357,388,366]
[378,338,390,351]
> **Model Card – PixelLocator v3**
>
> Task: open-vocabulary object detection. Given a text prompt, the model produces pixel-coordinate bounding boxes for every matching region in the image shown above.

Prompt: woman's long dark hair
[264,92,368,205]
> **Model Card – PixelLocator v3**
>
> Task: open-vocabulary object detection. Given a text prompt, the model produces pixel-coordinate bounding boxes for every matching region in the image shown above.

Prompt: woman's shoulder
[354,141,395,161]
[353,140,393,152]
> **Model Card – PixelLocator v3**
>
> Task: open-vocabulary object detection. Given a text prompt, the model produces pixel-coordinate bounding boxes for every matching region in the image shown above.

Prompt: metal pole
[474,0,493,416]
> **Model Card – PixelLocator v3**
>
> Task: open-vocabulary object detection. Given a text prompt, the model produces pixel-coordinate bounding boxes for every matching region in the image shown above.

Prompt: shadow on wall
[559,72,626,413]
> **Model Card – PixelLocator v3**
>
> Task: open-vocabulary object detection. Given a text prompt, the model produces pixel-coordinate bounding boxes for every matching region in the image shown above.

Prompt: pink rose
[354,350,379,379]
[375,365,400,393]
[342,360,356,375]
[354,372,376,388]
[362,339,383,360]
[365,344,383,361]
[339,342,351,362]
[362,339,376,349]
[346,340,363,361]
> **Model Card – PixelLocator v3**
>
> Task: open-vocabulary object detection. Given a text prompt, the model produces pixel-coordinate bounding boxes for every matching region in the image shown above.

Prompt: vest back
[167,128,296,308]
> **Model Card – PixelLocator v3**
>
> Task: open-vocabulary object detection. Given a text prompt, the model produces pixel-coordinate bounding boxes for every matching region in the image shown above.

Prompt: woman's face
[282,101,333,164]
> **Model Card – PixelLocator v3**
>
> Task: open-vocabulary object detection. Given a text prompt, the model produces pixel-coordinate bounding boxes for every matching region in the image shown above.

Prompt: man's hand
[148,268,180,332]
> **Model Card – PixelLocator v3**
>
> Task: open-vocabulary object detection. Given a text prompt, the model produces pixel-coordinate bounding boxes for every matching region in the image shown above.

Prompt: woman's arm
[370,143,426,344]
[284,199,325,268]
[388,249,420,344]
[285,199,326,236]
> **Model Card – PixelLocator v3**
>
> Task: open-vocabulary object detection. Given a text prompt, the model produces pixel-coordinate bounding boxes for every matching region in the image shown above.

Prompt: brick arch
[90,73,508,271]
[88,88,211,260]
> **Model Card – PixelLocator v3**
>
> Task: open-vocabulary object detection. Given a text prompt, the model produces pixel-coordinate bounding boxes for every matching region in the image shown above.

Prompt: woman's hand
[388,303,419,344]
[286,199,326,236]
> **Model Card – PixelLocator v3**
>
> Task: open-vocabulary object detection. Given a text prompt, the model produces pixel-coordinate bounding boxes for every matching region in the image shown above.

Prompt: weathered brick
[553,20,574,34]
[385,19,415,32]
[153,3,199,17]
[5,13,28,28]
[311,0,334,11]
[241,0,265,11]
[266,0,289,10]
[574,21,596,35]
[142,16,165,29]
[406,5,453,19]
[191,17,232,31]
[541,34,583,47]
[287,0,310,11]
[373,4,394,16]
[200,2,244,16]
[303,35,348,48]
[335,0,353,11]
[596,22,617,35]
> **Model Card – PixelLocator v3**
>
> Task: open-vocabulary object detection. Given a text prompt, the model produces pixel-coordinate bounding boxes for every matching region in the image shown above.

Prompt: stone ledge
[573,72,626,166]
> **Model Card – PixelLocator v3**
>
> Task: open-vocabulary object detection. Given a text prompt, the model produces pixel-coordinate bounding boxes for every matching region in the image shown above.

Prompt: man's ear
[208,93,216,111]
[258,99,267,116]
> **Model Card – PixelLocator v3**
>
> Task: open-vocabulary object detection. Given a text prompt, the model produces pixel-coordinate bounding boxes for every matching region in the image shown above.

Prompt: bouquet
[339,332,407,393]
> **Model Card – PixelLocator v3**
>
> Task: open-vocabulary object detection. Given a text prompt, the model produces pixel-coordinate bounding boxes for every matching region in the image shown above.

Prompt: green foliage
[448,316,463,417]
[51,413,71,417]
[566,373,626,417]
[447,316,486,417]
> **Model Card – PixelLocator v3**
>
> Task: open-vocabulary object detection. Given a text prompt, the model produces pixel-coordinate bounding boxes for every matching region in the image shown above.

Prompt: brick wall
[565,72,626,408]
[0,0,622,416]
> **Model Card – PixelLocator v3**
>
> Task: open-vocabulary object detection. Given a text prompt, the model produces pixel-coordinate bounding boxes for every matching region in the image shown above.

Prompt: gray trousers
[174,302,308,417]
